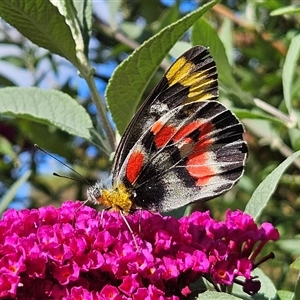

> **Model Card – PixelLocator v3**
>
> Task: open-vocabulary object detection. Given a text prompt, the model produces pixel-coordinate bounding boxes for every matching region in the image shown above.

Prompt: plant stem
[64,0,116,153]
[85,73,116,152]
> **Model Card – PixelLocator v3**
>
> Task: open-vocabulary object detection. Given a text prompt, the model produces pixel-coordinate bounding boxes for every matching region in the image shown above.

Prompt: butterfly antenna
[34,144,91,185]
[53,172,85,183]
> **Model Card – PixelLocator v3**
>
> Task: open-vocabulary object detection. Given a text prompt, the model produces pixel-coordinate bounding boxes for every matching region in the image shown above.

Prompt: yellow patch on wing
[166,56,217,104]
[166,57,194,86]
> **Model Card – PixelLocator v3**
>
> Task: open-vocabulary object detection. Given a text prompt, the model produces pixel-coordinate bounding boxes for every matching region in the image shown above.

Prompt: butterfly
[87,46,247,213]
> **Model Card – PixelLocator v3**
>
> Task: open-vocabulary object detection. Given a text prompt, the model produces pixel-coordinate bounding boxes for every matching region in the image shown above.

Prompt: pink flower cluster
[0,201,279,299]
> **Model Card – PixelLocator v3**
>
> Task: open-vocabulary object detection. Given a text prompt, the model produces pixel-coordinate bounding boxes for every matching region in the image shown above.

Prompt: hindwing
[115,101,247,212]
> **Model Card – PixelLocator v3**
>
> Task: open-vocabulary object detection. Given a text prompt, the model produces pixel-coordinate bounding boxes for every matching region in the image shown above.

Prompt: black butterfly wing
[112,46,219,179]
[115,101,247,212]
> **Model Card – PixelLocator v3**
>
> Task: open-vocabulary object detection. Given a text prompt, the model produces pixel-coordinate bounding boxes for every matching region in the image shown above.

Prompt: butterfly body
[87,46,247,212]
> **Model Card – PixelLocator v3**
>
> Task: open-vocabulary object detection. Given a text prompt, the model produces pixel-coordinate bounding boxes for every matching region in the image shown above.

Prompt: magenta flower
[0,201,279,299]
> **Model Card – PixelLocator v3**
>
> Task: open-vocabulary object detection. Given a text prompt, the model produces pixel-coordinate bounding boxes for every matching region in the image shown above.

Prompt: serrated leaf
[282,34,300,115]
[0,0,78,66]
[245,150,300,221]
[0,87,93,140]
[197,291,243,300]
[106,0,219,134]
[0,170,31,215]
[50,0,92,57]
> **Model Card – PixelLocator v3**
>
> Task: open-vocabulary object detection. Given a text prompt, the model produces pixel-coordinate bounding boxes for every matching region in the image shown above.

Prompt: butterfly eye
[93,189,101,199]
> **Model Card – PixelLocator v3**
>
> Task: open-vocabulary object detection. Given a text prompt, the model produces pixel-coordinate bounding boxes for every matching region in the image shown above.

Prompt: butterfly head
[86,181,103,204]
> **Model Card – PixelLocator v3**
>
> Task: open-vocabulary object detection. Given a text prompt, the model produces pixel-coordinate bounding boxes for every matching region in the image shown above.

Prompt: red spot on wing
[185,121,216,186]
[126,151,144,184]
[173,121,202,142]
[152,122,176,148]
[193,121,215,150]
[199,121,214,136]
[187,152,215,186]
[151,120,164,134]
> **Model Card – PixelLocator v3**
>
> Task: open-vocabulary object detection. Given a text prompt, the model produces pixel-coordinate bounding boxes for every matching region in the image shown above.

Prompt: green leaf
[282,34,300,115]
[50,0,92,58]
[0,87,93,140]
[1,55,27,68]
[191,18,252,104]
[0,0,78,66]
[0,74,16,87]
[120,22,144,40]
[107,0,122,31]
[106,0,220,134]
[271,6,300,16]
[0,169,31,216]
[252,268,279,300]
[243,119,277,145]
[153,3,180,32]
[245,150,300,221]
[0,136,17,161]
[219,18,234,66]
[291,257,300,270]
[231,268,279,300]
[277,238,300,256]
[234,109,286,126]
[277,290,294,300]
[294,271,300,300]
[283,259,300,300]
[72,0,92,51]
[191,18,236,90]
[289,127,300,151]
[197,291,242,300]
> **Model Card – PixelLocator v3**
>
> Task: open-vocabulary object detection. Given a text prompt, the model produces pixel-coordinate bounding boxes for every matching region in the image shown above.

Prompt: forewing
[116,101,247,212]
[112,46,218,177]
